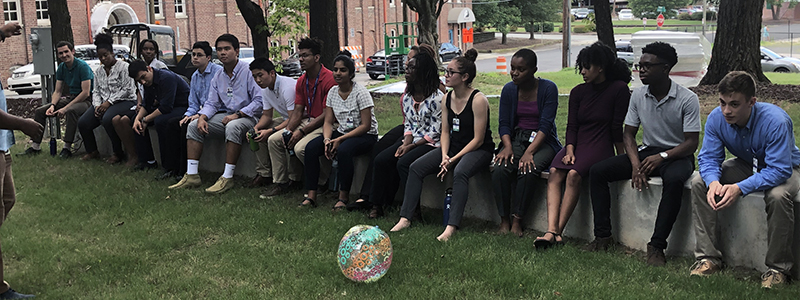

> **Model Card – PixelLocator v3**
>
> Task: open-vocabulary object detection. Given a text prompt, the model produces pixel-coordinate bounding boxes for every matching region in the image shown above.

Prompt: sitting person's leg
[114,115,136,166]
[439,149,493,241]
[762,167,800,276]
[253,117,283,187]
[301,134,329,206]
[204,115,256,193]
[386,144,435,219]
[21,97,71,154]
[130,112,157,170]
[61,100,91,154]
[366,139,403,208]
[646,154,694,266]
[101,101,136,161]
[153,107,187,179]
[586,153,634,247]
[510,145,556,237]
[169,113,226,189]
[332,134,377,208]
[77,107,101,160]
[537,168,570,248]
[391,149,442,232]
[295,126,329,187]
[357,124,404,204]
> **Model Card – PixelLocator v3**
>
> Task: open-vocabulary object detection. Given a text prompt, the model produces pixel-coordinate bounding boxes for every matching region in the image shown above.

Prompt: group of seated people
[19,32,799,288]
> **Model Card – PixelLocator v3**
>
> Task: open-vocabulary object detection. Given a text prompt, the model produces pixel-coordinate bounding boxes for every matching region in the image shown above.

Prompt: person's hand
[438,155,452,181]
[561,152,575,165]
[395,143,415,158]
[518,151,536,175]
[54,104,71,117]
[196,117,209,134]
[715,184,742,210]
[494,146,513,167]
[179,115,198,126]
[19,118,43,141]
[288,130,304,148]
[95,101,111,118]
[631,166,649,191]
[0,23,22,37]
[254,128,272,142]
[639,154,664,176]
[221,113,239,125]
[132,118,146,135]
[45,105,56,116]
[705,181,723,210]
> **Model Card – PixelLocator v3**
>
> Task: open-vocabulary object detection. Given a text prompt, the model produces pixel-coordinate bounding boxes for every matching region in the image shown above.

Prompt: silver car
[760,46,800,73]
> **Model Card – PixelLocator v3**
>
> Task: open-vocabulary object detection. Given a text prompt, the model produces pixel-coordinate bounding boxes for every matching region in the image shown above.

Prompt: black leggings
[304,132,377,192]
[358,124,404,200]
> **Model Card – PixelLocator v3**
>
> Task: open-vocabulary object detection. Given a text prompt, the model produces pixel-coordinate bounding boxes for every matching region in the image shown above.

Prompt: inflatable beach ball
[337,225,393,283]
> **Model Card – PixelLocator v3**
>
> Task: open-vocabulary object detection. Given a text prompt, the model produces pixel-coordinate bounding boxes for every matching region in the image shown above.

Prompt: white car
[7,44,130,95]
[619,9,634,20]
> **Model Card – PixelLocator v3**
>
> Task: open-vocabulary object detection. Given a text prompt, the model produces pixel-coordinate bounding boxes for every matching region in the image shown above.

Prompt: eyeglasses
[634,62,668,71]
[445,69,464,76]
[191,53,206,57]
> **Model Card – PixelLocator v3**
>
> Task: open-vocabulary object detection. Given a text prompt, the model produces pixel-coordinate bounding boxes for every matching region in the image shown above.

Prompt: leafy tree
[513,0,560,40]
[236,0,271,58]
[472,2,521,44]
[265,0,307,63]
[628,0,691,19]
[700,0,768,84]
[403,0,447,56]
[765,0,798,20]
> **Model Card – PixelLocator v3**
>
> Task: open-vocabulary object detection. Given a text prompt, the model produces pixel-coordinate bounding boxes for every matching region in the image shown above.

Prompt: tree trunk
[502,32,508,44]
[236,0,270,59]
[529,21,535,40]
[700,0,769,85]
[593,0,615,51]
[309,0,339,69]
[48,0,73,46]
[771,5,780,20]
[404,0,443,63]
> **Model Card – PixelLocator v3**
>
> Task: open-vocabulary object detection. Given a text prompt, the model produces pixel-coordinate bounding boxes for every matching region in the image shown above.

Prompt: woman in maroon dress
[535,42,632,249]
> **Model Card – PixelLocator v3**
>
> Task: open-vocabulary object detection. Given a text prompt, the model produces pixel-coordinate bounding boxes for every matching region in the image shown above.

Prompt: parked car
[574,8,590,19]
[438,43,462,62]
[366,49,404,80]
[7,44,130,95]
[210,47,255,65]
[278,52,302,78]
[618,9,634,20]
[615,40,634,66]
[760,46,800,73]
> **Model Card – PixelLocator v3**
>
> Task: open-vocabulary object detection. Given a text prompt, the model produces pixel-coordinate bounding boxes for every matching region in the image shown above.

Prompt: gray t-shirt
[624,80,701,149]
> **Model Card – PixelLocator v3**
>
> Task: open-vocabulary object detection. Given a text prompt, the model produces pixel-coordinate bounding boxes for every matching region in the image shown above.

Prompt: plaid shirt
[92,60,136,106]
[326,83,378,135]
[402,90,443,147]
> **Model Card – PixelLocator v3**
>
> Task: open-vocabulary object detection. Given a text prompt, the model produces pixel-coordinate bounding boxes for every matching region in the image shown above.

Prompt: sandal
[346,199,371,212]
[332,199,348,211]
[298,197,317,208]
[534,231,561,250]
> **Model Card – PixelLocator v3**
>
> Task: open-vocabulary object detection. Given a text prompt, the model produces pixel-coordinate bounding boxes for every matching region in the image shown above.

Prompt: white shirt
[261,74,296,119]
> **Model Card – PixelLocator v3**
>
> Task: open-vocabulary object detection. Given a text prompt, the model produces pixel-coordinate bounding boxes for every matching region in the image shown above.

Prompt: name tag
[346,116,355,129]
[753,157,759,174]
[528,131,537,143]
[227,86,234,98]
[452,117,460,132]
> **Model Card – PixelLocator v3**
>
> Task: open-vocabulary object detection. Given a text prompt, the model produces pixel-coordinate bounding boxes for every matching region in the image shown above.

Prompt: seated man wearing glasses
[584,42,700,267]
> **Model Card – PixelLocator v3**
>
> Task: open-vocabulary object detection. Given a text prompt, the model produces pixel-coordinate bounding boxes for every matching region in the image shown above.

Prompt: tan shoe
[168,173,202,189]
[761,269,787,289]
[689,258,721,276]
[205,176,234,194]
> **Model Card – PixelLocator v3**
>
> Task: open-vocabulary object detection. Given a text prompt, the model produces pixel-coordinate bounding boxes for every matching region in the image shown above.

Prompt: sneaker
[168,173,202,189]
[259,181,297,199]
[58,148,72,159]
[15,147,41,156]
[0,288,35,299]
[205,176,234,194]
[582,236,616,252]
[646,244,666,267]
[761,269,788,289]
[690,258,721,276]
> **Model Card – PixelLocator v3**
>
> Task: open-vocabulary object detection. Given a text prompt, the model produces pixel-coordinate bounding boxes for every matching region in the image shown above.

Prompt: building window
[270,40,280,48]
[175,0,185,15]
[288,40,296,54]
[389,0,395,6]
[35,0,48,20]
[154,0,163,17]
[3,0,19,22]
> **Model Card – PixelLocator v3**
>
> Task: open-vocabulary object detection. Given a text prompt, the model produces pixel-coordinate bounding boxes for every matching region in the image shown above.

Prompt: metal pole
[561,0,570,69]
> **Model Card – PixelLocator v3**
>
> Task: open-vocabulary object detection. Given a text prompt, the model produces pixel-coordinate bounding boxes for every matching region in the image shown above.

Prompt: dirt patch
[689,83,800,103]
[7,96,42,119]
[473,36,560,54]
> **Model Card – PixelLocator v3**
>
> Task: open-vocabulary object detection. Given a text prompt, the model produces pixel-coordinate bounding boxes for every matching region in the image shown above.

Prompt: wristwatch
[659,152,668,159]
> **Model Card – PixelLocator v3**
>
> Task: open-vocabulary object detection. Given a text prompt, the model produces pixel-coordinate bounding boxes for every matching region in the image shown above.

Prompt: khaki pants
[0,153,16,294]
[691,158,799,273]
[266,118,329,185]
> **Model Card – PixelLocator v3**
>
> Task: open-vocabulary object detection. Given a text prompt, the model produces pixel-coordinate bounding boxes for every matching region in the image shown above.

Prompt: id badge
[752,157,759,174]
[637,145,647,151]
[528,131,537,143]
[452,117,460,132]
[346,116,354,129]
[226,86,234,98]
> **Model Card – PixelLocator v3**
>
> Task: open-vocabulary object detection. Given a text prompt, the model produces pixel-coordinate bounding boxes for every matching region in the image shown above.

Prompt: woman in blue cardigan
[492,49,562,236]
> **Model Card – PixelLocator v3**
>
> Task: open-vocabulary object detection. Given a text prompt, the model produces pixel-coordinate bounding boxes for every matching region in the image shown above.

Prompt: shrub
[573,25,595,33]
[691,11,716,20]
[678,13,693,20]
[527,22,554,33]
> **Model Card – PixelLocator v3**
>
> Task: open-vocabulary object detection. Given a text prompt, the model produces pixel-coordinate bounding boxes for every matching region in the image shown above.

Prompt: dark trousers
[399,148,493,227]
[77,101,136,156]
[165,114,188,174]
[358,124,404,200]
[33,97,91,144]
[492,129,557,218]
[370,139,436,207]
[133,107,188,168]
[304,132,377,192]
[589,147,694,249]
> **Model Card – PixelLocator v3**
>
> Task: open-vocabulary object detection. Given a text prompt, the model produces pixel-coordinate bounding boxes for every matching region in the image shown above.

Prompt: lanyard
[305,71,321,117]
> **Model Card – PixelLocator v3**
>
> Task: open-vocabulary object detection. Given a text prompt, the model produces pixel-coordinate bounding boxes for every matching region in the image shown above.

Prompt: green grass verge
[765,72,800,84]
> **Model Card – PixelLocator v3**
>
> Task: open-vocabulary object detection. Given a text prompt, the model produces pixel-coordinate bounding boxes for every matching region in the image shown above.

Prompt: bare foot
[390,218,411,232]
[498,217,510,234]
[436,225,457,241]
[510,217,523,237]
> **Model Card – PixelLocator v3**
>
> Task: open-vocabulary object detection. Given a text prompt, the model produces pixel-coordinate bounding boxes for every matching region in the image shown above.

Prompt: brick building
[0,0,472,82]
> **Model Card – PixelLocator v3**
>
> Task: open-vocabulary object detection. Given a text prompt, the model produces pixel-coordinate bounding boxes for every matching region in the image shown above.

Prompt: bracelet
[324,138,332,143]
[271,127,277,132]
[298,128,306,135]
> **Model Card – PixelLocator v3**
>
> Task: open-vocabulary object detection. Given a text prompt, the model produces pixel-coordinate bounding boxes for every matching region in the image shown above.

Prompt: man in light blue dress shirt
[690,71,800,288]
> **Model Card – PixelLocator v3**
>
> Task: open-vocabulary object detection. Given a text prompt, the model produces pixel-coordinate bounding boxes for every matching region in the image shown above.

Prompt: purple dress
[549,80,630,177]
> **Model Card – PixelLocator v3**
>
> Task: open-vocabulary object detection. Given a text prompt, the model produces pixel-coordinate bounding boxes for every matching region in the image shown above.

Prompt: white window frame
[3,0,20,23]
[174,0,186,17]
[389,0,395,7]
[154,0,164,19]
[35,0,50,26]
[288,39,296,54]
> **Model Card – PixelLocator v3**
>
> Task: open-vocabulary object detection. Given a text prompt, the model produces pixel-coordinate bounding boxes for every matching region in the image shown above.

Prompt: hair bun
[94,33,113,47]
[463,48,478,62]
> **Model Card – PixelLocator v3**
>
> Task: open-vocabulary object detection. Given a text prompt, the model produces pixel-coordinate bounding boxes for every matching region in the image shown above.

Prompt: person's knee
[690,174,706,191]
[565,170,582,186]
[765,187,794,209]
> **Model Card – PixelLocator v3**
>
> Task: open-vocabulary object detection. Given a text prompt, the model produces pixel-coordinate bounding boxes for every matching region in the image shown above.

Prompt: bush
[690,11,716,20]
[572,25,595,33]
[526,22,554,33]
[678,13,692,20]
[554,13,576,23]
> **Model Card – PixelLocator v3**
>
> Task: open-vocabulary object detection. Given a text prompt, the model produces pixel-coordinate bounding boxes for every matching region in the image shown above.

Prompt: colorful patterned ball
[337,225,393,283]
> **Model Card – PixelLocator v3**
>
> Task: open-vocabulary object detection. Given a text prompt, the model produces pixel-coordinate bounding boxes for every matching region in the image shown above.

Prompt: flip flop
[298,197,317,208]
[534,231,561,250]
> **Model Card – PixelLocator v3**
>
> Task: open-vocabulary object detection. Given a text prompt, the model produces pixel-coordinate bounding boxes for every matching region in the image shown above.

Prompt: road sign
[463,28,473,43]
[643,18,647,26]
[657,6,666,13]
[657,14,665,27]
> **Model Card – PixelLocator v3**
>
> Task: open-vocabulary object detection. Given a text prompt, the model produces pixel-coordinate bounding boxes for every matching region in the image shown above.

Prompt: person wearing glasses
[535,42,631,249]
[391,49,494,242]
[584,42,700,267]
[492,48,561,237]
[169,34,263,194]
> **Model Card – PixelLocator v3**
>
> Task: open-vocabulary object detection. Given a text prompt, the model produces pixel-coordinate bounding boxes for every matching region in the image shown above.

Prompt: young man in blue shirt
[690,71,800,288]
[23,41,93,158]
[169,34,263,194]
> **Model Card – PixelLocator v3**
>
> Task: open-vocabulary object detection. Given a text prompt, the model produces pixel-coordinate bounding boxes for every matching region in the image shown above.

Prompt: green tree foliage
[628,0,691,19]
[472,2,521,44]
[265,0,307,65]
[513,0,560,39]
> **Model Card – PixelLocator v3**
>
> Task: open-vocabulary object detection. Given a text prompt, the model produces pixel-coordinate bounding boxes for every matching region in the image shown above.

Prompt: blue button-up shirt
[186,62,222,117]
[0,89,14,152]
[198,59,263,118]
[699,102,800,195]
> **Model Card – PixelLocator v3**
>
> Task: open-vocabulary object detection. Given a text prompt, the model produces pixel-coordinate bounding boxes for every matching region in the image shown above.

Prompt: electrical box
[30,27,55,76]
